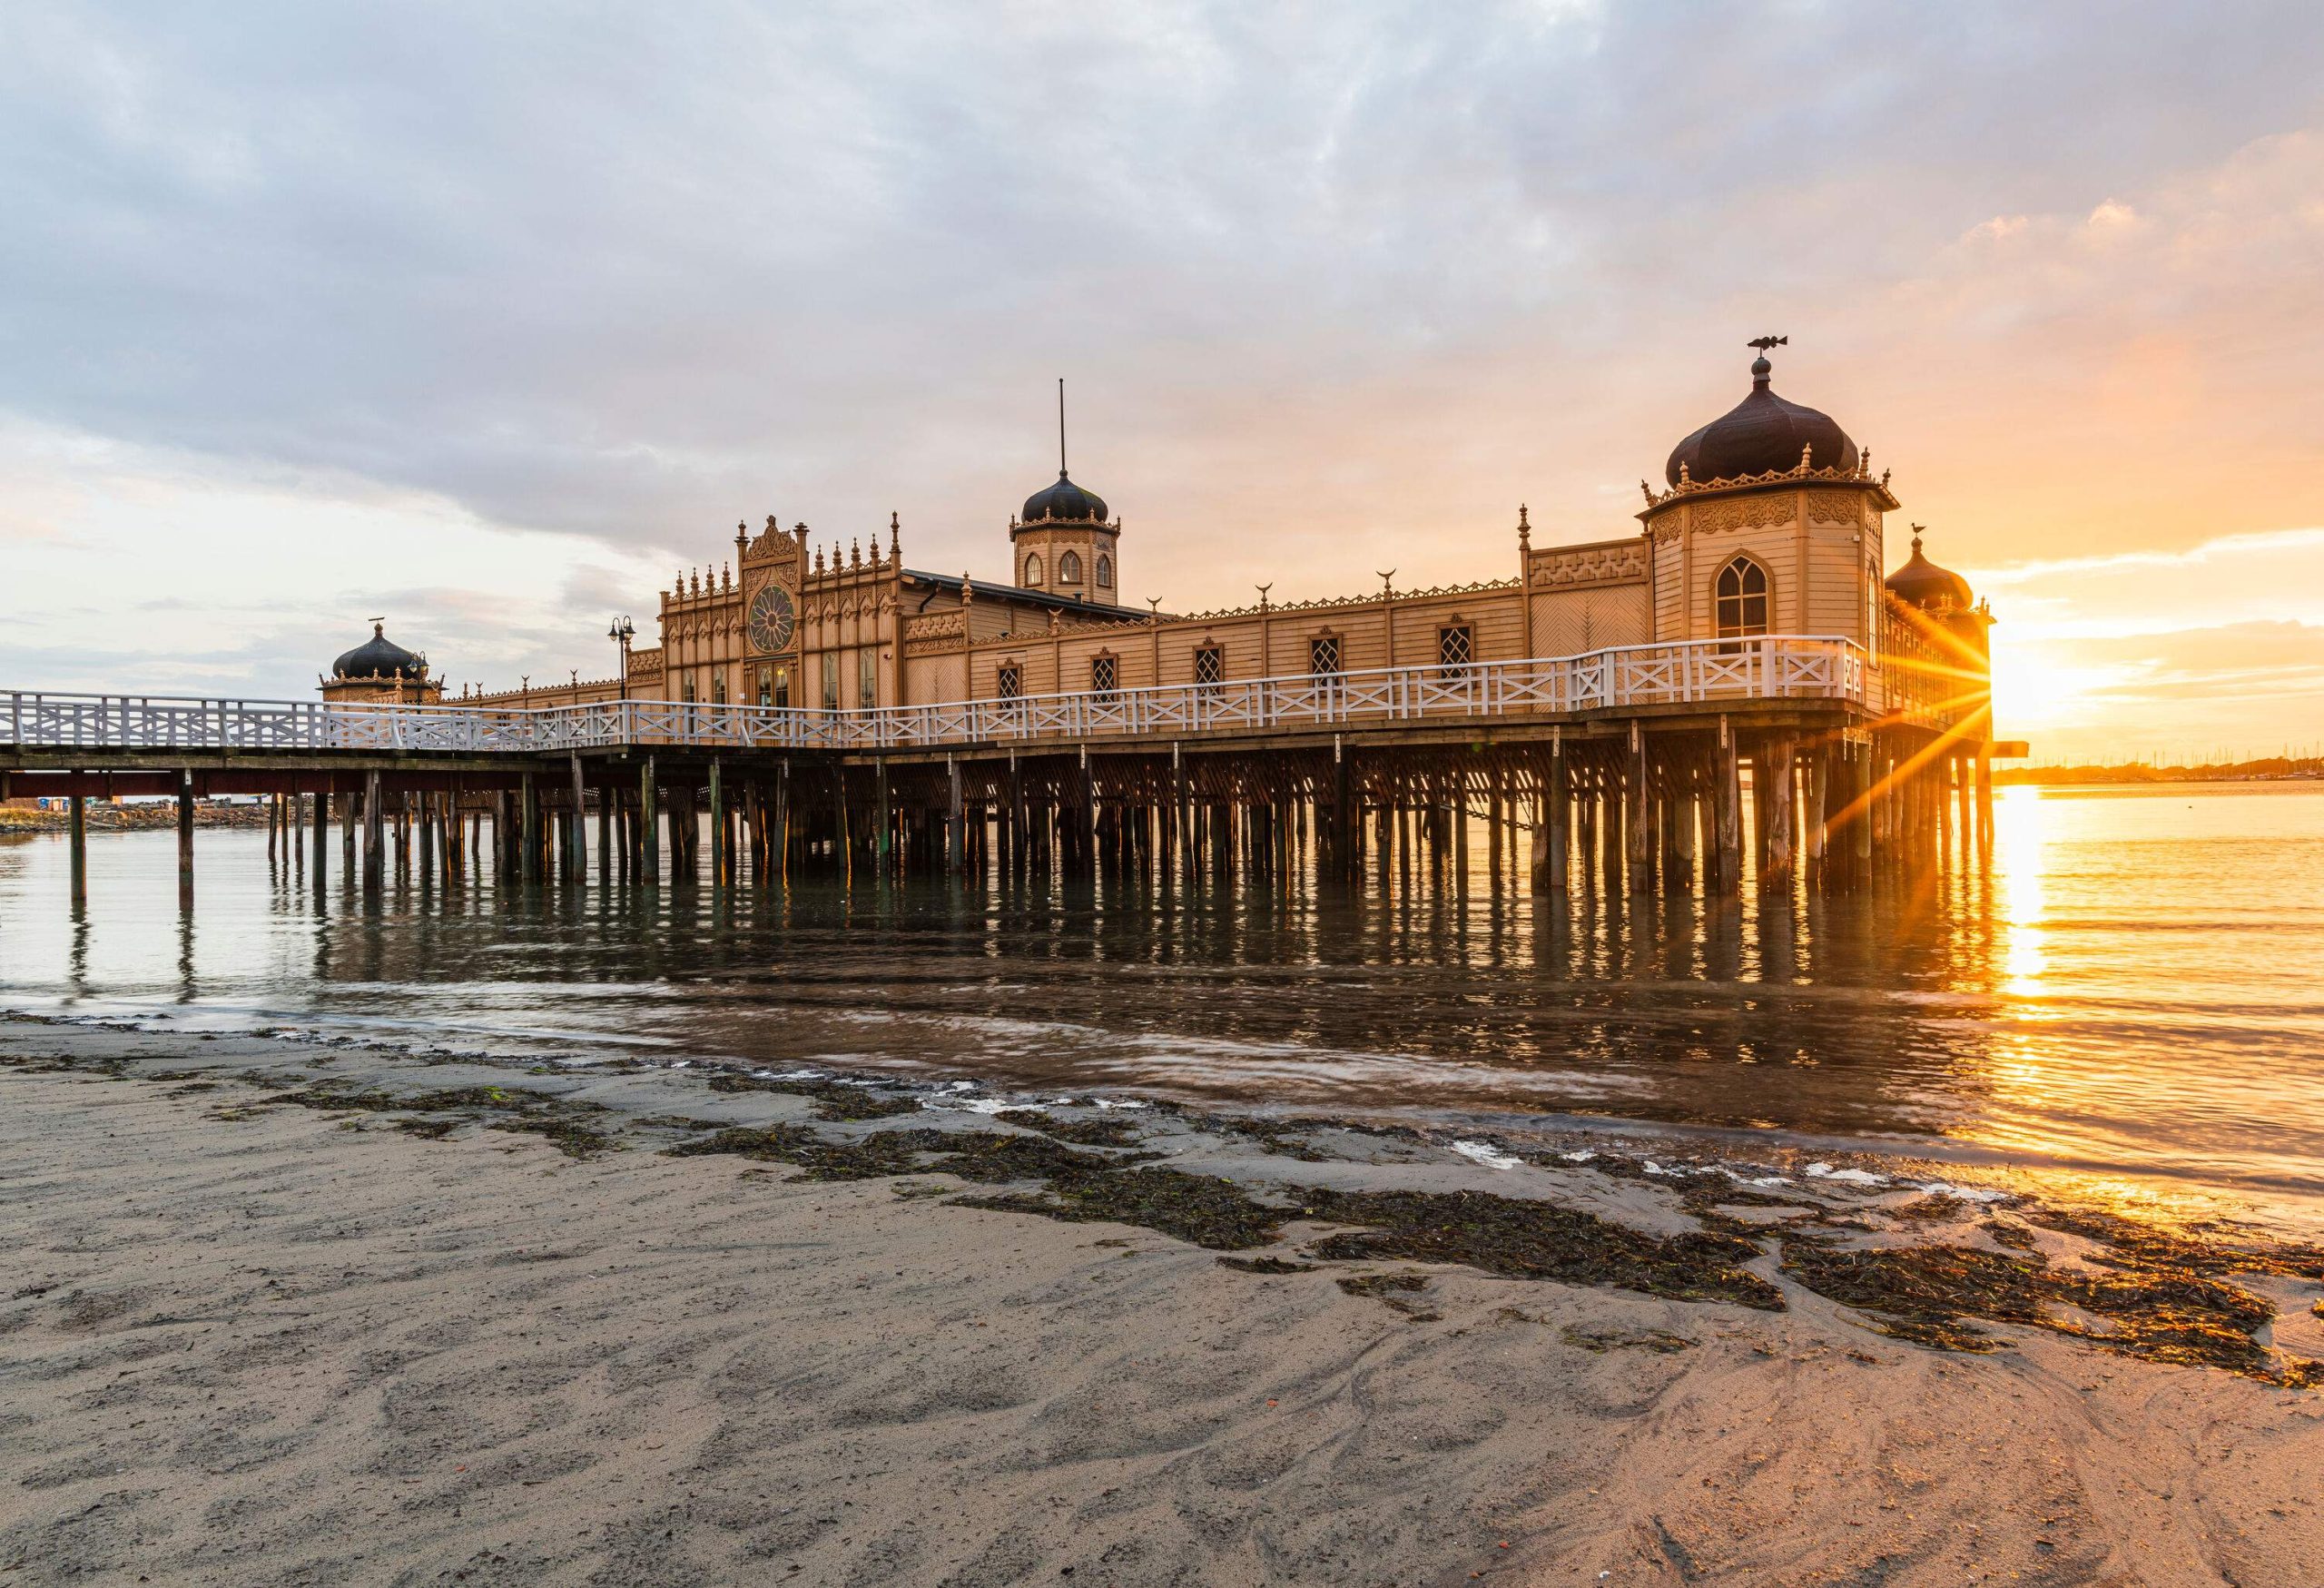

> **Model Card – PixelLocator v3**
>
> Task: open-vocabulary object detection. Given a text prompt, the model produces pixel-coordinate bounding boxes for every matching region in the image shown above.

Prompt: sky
[5,1,2323,762]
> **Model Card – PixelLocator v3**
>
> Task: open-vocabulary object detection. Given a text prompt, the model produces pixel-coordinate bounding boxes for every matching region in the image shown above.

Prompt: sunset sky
[5,2,2322,762]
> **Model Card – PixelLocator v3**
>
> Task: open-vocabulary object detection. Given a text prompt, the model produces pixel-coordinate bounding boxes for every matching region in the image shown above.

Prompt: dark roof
[1885,532,1974,611]
[331,622,428,680]
[1666,353,1859,488]
[901,569,1158,623]
[1020,469,1108,525]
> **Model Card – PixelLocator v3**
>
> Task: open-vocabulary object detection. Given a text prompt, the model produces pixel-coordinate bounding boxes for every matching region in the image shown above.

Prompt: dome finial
[1057,376,1068,478]
[1909,522,1925,554]
[1748,334,1786,388]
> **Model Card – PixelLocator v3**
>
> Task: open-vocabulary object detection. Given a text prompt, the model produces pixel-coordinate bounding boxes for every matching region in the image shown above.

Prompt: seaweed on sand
[704,1072,920,1121]
[664,1124,1137,1189]
[256,1082,615,1158]
[1303,1188,1784,1311]
[1337,1271,1439,1319]
[1778,1233,2324,1385]
[992,1109,1147,1148]
[956,1167,1286,1251]
[1217,1256,1313,1276]
[665,1125,930,1181]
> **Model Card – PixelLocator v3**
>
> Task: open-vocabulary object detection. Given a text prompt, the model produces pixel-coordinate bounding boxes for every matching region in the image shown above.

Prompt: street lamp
[607,616,635,699]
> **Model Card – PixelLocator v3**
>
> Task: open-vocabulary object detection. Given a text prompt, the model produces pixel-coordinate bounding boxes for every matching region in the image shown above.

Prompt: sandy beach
[4,1020,2321,1587]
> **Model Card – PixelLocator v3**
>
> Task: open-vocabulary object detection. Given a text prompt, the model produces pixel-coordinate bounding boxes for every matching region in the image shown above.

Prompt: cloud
[2,1,2322,754]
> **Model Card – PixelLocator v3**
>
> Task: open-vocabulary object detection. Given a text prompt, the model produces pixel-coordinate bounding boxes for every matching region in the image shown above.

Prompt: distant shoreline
[1995,763,2324,788]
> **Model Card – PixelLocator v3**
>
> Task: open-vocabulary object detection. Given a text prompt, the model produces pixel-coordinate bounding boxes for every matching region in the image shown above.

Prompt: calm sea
[5,782,2321,1235]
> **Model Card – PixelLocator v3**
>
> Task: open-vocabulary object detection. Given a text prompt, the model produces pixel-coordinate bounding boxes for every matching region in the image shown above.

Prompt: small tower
[1009,380,1121,607]
[320,620,441,705]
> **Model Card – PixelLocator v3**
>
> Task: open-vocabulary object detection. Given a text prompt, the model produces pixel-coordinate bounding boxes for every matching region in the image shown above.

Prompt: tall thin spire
[1057,378,1068,476]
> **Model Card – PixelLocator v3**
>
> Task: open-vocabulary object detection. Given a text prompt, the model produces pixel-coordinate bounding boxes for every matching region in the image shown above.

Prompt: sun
[1984,632,2122,737]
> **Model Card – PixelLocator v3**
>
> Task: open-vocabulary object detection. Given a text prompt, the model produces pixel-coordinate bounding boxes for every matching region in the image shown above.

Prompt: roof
[901,569,1161,623]
[1885,533,1974,611]
[331,622,428,680]
[1019,469,1109,525]
[1666,352,1859,488]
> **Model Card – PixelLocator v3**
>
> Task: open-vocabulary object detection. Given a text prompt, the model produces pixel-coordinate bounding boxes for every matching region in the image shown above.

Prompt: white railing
[5,636,1867,756]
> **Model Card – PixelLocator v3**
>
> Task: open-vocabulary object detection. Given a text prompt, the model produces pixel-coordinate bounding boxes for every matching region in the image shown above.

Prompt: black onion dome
[1021,469,1108,524]
[1885,532,1974,611]
[1665,354,1859,487]
[332,622,427,680]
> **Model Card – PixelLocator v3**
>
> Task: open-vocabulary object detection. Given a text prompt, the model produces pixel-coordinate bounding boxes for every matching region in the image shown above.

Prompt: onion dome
[1666,348,1859,487]
[1020,469,1108,525]
[1885,529,1974,612]
[331,621,428,680]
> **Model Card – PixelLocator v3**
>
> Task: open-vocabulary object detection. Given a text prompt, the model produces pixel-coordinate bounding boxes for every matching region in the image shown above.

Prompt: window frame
[1193,644,1224,695]
[996,662,1022,700]
[1022,551,1043,587]
[1713,555,1773,645]
[1308,633,1343,677]
[1089,650,1118,698]
[1058,549,1083,586]
[1095,553,1113,588]
[1436,623,1473,678]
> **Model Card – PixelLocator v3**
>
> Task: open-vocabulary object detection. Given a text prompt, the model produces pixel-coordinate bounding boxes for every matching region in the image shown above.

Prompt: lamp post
[607,616,635,700]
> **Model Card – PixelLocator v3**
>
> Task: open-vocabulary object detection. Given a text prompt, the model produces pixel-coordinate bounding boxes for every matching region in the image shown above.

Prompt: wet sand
[4,1021,2322,1586]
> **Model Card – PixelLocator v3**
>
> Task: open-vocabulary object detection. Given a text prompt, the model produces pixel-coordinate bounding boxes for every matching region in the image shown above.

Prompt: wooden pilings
[34,716,1988,920]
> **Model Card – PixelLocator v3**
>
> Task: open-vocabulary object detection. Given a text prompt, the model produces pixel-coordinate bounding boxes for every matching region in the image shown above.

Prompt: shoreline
[5,1016,2322,1584]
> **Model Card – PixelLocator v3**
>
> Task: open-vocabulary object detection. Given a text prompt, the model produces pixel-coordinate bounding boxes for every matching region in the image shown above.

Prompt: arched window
[1714,557,1771,640]
[1058,549,1083,585]
[1095,554,1113,588]
[1023,553,1043,587]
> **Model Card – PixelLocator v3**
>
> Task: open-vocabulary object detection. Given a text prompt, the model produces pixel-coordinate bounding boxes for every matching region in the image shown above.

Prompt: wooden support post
[568,755,587,883]
[876,759,891,870]
[176,770,195,908]
[669,782,689,882]
[709,759,725,884]
[1626,724,1652,897]
[1853,745,1875,872]
[773,760,788,884]
[1538,739,1569,895]
[362,770,384,892]
[639,759,660,885]
[1762,735,1795,893]
[312,787,329,886]
[69,793,88,910]
[519,774,539,884]
[1486,766,1503,889]
[1673,754,1699,893]
[1807,748,1829,884]
[1975,743,1994,861]
[1715,718,1743,897]
[947,755,964,874]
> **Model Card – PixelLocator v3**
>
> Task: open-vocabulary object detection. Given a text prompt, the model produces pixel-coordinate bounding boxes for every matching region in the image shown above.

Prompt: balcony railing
[5,635,1870,756]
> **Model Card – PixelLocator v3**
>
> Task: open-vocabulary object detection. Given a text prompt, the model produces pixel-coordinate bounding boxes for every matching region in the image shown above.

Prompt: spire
[1057,376,1068,477]
[1747,334,1787,390]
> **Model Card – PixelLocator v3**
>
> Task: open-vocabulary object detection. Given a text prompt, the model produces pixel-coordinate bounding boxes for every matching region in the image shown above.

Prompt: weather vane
[1748,336,1787,353]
